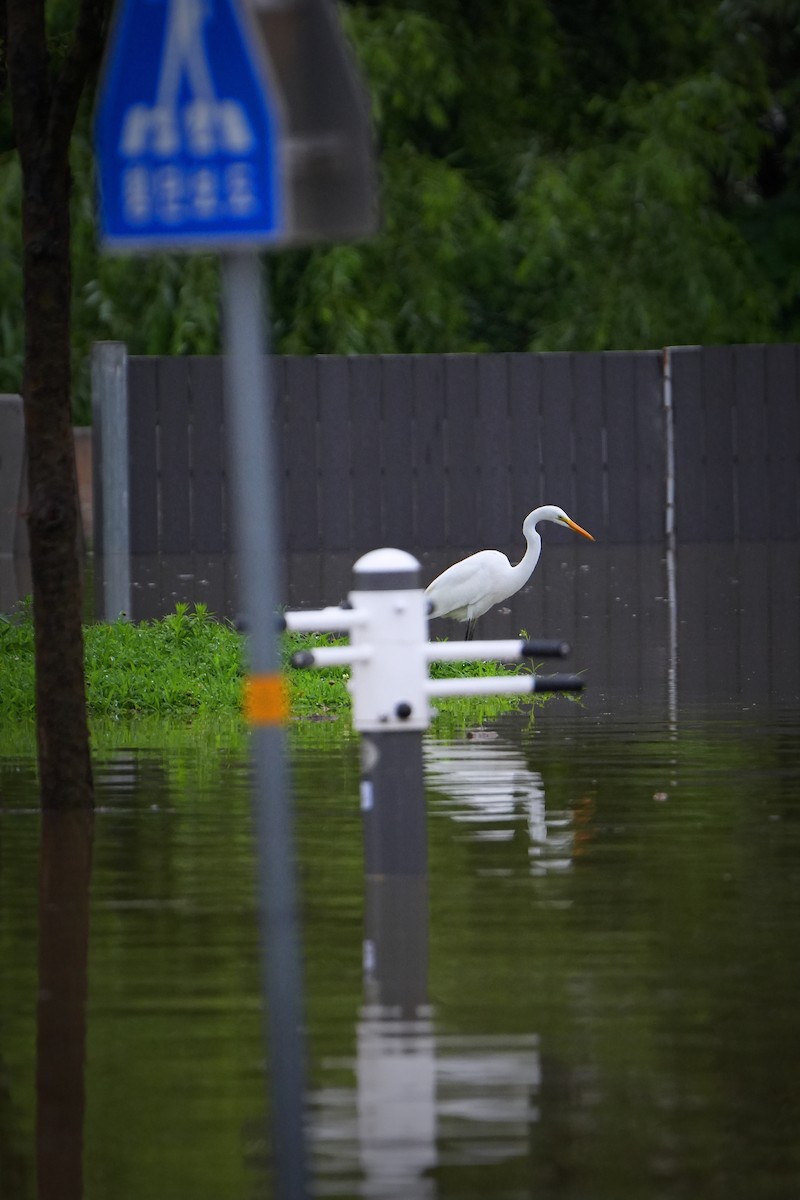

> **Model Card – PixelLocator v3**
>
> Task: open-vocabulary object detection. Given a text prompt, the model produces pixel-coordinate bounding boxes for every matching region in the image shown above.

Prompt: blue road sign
[95,0,284,251]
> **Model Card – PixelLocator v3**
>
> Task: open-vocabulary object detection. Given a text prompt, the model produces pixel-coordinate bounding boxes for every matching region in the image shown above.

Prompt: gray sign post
[95,2,377,1195]
[221,253,307,1195]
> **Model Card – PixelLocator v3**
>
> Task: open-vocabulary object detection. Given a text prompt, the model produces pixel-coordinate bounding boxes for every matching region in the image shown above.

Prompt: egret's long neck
[510,521,542,587]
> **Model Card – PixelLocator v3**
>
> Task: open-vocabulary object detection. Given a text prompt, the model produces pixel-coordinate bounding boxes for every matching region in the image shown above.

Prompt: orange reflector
[244,673,289,725]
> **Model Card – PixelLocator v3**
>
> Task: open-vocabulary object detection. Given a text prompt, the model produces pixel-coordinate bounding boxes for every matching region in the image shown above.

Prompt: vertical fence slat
[765,344,800,538]
[705,543,741,694]
[734,345,767,539]
[508,355,543,531]
[444,356,479,548]
[283,356,319,552]
[475,355,512,546]
[539,353,575,542]
[738,541,770,691]
[349,356,382,550]
[318,357,351,551]
[190,357,226,554]
[413,355,446,548]
[0,395,26,558]
[607,545,647,695]
[603,353,639,543]
[670,348,705,543]
[634,352,666,542]
[676,545,707,696]
[157,357,192,555]
[703,346,736,540]
[381,356,415,549]
[272,353,287,550]
[128,358,160,554]
[571,353,606,537]
[769,541,800,692]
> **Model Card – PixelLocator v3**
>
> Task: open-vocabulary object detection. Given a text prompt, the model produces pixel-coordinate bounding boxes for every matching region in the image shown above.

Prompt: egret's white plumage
[426,505,594,639]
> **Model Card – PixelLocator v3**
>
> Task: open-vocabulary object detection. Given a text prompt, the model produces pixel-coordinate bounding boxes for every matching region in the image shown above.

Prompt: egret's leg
[464,618,475,641]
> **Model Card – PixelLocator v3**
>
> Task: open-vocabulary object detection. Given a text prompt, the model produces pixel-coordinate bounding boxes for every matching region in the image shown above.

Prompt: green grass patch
[0,601,541,733]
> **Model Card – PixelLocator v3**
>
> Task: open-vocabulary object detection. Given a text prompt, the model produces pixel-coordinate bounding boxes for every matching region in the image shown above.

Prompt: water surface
[1,540,799,1198]
[2,694,799,1199]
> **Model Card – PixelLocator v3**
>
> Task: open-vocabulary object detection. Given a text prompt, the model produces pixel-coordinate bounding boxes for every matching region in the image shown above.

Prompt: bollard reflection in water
[358,876,434,1196]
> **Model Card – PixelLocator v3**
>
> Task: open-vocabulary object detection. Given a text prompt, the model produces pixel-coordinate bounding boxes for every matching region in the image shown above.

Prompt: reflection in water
[2,565,800,1199]
[314,784,545,1198]
[321,1026,542,1199]
[356,876,434,1197]
[425,737,579,873]
[36,810,93,1200]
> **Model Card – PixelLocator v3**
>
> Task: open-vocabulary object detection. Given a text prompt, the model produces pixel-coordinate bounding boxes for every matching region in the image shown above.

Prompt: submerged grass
[0,601,539,734]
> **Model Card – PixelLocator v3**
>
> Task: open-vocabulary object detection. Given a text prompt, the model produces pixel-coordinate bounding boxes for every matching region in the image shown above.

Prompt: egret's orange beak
[562,516,594,541]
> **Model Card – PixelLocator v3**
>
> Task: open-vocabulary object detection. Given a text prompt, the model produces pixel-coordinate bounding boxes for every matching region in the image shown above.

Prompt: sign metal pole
[221,251,308,1200]
[96,8,377,1195]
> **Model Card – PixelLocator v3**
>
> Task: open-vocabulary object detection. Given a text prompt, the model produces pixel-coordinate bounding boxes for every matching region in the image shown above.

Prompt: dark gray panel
[603,352,639,542]
[676,544,708,698]
[703,347,736,540]
[157,357,192,554]
[571,353,606,539]
[283,356,320,551]
[318,356,352,550]
[265,354,286,545]
[475,355,512,545]
[128,359,160,554]
[348,356,383,551]
[568,534,610,684]
[733,346,768,539]
[285,550,325,609]
[381,356,415,550]
[738,540,770,697]
[190,357,226,554]
[765,345,800,537]
[607,544,649,696]
[192,554,229,618]
[703,543,741,696]
[670,348,704,542]
[508,355,543,532]
[635,352,666,542]
[768,541,800,695]
[444,356,479,548]
[321,548,359,607]
[412,355,446,548]
[539,353,575,542]
[129,554,162,621]
[634,541,670,688]
[0,395,25,557]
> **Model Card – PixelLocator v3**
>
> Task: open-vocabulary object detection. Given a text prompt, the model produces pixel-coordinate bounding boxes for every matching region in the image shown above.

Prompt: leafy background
[1,0,799,420]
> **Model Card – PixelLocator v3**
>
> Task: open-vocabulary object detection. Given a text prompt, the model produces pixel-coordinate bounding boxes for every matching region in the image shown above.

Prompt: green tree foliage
[1,0,799,420]
[512,75,777,348]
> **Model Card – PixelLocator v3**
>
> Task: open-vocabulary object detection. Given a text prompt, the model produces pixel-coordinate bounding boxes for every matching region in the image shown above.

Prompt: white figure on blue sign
[120,0,254,160]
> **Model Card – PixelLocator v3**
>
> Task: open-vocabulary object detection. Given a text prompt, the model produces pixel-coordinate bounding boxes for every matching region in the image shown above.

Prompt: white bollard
[285,548,584,879]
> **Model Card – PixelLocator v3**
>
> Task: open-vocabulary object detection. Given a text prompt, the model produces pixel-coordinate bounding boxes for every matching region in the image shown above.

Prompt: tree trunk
[3,0,111,808]
[21,158,93,808]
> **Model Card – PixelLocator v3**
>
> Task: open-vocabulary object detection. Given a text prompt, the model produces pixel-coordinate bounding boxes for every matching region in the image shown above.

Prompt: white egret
[426,505,594,640]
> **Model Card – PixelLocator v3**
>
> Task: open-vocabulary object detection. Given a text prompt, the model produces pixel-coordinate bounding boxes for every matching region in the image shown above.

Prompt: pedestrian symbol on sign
[120,0,254,159]
[95,0,283,251]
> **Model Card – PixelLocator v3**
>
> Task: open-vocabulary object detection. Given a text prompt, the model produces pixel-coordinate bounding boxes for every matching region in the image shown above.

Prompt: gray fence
[671,344,800,541]
[92,345,800,564]
[4,345,799,602]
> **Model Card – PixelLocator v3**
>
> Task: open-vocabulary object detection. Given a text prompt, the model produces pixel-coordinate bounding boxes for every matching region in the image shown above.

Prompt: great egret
[426,505,594,639]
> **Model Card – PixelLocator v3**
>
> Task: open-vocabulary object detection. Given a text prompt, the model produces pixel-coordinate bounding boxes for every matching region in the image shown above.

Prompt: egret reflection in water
[424,734,587,873]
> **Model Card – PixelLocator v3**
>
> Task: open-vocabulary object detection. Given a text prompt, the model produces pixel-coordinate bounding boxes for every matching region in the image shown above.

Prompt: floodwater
[1,542,799,1199]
